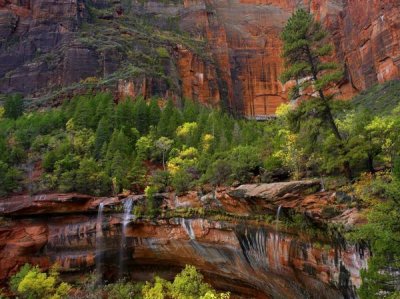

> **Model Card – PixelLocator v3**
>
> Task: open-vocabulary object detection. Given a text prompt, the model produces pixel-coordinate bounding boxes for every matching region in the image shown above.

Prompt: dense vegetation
[1,8,400,299]
[279,10,400,298]
[0,93,271,198]
[3,82,399,199]
[1,84,400,298]
[3,264,229,299]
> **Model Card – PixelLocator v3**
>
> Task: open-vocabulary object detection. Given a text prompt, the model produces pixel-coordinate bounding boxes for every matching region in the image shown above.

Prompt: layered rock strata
[0,216,367,299]
[0,181,368,298]
[1,0,399,115]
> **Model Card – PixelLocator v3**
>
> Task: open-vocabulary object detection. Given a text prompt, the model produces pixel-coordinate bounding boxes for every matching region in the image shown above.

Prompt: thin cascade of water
[237,227,268,270]
[96,203,105,283]
[181,218,196,240]
[122,198,134,229]
[119,198,134,278]
[321,177,326,192]
[275,205,282,228]
[274,205,282,269]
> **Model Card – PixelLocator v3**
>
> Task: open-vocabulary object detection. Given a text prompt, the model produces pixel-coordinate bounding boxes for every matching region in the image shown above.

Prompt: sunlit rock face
[0,215,367,299]
[179,0,400,114]
[1,0,399,115]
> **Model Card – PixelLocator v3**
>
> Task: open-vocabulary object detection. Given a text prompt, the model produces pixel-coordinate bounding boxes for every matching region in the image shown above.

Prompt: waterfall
[321,177,326,192]
[274,205,282,269]
[275,205,282,232]
[236,227,268,270]
[181,218,196,240]
[96,203,104,283]
[119,198,134,278]
[122,198,134,230]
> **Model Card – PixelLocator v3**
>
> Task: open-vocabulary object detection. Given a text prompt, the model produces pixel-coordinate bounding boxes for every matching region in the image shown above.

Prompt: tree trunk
[343,160,352,180]
[306,46,352,179]
[306,47,343,141]
[323,103,342,141]
[367,154,375,174]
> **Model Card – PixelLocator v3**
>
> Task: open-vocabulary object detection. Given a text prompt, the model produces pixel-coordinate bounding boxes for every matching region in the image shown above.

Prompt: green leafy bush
[10,264,71,299]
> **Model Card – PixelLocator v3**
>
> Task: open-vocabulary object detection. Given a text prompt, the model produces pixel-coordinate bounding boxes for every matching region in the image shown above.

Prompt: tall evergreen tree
[148,98,161,127]
[183,99,199,122]
[115,100,135,131]
[158,100,174,137]
[280,9,351,178]
[94,116,112,159]
[133,97,150,135]
[109,150,128,191]
[106,129,130,162]
[94,92,114,124]
[73,96,96,129]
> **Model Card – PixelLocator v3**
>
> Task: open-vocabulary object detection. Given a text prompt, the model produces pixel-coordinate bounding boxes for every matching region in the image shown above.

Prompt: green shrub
[202,159,232,186]
[10,264,71,299]
[150,170,171,192]
[393,156,400,181]
[4,94,24,119]
[171,169,192,195]
[106,281,143,299]
[145,185,159,217]
[156,47,170,58]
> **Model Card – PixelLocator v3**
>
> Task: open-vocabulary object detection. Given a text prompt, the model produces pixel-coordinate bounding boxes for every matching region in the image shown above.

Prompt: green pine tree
[73,96,96,129]
[94,92,114,124]
[106,129,131,163]
[158,100,174,137]
[133,97,150,135]
[94,116,112,159]
[115,100,135,132]
[110,150,128,191]
[280,9,351,178]
[183,98,199,122]
[148,98,161,127]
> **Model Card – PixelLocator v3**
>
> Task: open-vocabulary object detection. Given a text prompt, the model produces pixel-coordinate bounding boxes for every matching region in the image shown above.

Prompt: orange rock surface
[0,1,399,115]
[177,0,400,115]
[0,216,368,298]
[0,182,368,298]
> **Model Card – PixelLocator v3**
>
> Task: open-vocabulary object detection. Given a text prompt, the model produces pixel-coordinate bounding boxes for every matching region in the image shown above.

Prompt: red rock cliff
[0,0,399,115]
[0,182,368,299]
[0,216,367,298]
[178,0,400,115]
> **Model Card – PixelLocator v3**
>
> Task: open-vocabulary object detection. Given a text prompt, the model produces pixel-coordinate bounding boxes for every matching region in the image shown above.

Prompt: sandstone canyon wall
[0,181,369,299]
[0,216,367,299]
[0,0,399,116]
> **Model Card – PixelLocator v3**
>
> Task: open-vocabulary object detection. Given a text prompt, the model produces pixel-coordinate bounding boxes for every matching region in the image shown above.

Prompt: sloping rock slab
[229,180,321,202]
[0,193,119,216]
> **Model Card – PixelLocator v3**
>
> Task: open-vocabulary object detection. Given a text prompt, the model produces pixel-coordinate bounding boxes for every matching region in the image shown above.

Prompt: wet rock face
[0,216,367,298]
[1,0,399,114]
[0,182,365,226]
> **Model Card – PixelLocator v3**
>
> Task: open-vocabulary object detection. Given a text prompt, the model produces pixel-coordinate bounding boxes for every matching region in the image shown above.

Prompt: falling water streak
[274,205,282,269]
[321,177,326,192]
[181,218,196,240]
[96,203,104,283]
[119,198,134,278]
[275,205,282,234]
[174,195,178,208]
